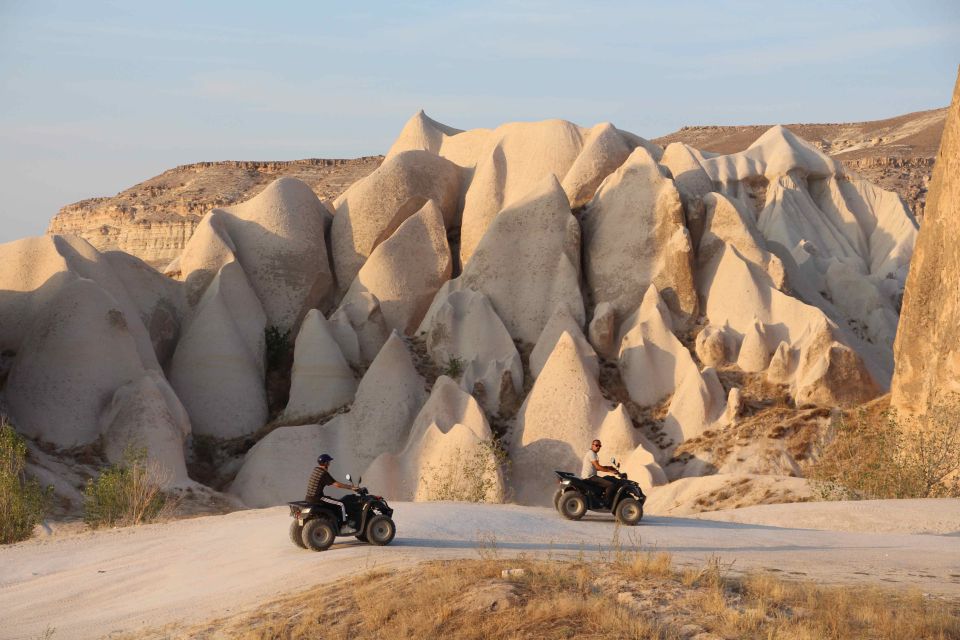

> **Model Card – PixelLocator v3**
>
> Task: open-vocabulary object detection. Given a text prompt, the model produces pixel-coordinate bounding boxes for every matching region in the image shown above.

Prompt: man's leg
[319,496,346,522]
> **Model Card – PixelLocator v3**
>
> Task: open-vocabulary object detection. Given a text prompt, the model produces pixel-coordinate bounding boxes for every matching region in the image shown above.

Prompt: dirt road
[1,502,958,639]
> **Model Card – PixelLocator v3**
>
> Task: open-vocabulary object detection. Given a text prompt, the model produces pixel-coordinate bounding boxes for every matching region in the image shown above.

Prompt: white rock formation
[582,146,698,326]
[331,150,461,290]
[230,332,427,507]
[529,305,595,379]
[282,309,357,421]
[0,236,188,469]
[617,286,727,447]
[510,332,663,506]
[169,261,268,440]
[338,200,451,335]
[425,176,584,345]
[701,125,917,381]
[660,142,715,246]
[386,112,660,265]
[328,292,391,366]
[363,376,505,502]
[418,289,522,414]
[173,177,333,332]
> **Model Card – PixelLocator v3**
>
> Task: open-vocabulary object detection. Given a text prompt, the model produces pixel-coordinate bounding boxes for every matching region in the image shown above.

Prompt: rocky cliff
[891,72,960,416]
[654,107,945,221]
[47,157,383,269]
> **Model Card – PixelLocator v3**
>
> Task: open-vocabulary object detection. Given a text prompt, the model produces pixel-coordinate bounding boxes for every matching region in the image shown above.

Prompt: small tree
[84,447,172,528]
[0,418,50,544]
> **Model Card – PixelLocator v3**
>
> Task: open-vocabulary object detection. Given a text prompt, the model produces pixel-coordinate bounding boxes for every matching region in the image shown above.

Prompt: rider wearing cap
[305,454,358,524]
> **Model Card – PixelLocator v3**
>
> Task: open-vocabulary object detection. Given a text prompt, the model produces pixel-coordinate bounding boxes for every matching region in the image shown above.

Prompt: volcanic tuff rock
[10,104,938,514]
[48,157,382,268]
[892,69,960,417]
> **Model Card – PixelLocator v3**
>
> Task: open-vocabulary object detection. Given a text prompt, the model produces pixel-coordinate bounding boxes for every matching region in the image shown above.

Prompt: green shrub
[84,448,171,528]
[265,326,292,369]
[441,356,465,380]
[0,418,50,544]
[810,395,960,500]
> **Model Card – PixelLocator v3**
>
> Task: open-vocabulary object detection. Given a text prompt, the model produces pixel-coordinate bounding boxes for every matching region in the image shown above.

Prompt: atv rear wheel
[559,491,587,520]
[366,515,396,546]
[289,520,306,549]
[615,498,643,525]
[302,518,336,551]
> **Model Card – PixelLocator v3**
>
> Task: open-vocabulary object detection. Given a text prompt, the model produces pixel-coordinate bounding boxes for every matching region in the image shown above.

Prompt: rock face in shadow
[229,332,427,507]
[170,176,332,333]
[892,68,960,416]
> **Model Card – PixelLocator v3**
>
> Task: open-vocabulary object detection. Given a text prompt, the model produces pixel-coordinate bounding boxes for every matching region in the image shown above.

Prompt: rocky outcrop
[282,309,357,421]
[170,177,333,332]
[892,69,960,416]
[229,332,427,507]
[338,200,451,335]
[582,146,698,325]
[426,176,584,345]
[331,151,461,291]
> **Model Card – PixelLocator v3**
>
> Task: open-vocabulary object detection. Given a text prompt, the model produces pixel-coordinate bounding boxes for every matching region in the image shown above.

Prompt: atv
[288,474,396,551]
[552,461,645,525]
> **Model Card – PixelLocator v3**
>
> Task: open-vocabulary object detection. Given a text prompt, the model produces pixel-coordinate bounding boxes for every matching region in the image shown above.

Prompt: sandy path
[1,502,959,640]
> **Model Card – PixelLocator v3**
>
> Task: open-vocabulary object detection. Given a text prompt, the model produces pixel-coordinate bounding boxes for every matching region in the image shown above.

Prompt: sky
[0,0,958,243]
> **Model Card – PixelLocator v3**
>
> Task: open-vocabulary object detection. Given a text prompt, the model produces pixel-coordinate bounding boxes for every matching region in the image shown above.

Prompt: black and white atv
[288,474,396,551]
[552,462,645,525]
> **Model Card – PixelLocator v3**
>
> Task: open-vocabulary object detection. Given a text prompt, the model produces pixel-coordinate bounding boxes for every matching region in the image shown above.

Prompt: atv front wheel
[615,498,643,526]
[559,491,587,520]
[552,488,564,511]
[366,515,396,546]
[302,518,336,551]
[289,520,306,549]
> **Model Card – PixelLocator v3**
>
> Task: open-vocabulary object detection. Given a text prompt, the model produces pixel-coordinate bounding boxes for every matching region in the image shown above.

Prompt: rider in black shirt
[305,454,357,525]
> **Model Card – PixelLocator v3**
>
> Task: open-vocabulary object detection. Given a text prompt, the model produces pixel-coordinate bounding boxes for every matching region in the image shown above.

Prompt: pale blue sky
[1,0,958,242]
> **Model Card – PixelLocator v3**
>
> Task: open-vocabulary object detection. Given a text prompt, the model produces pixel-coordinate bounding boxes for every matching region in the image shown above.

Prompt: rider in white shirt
[580,439,618,502]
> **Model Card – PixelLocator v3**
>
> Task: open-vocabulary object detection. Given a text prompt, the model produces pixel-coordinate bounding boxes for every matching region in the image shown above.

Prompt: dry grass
[173,545,960,640]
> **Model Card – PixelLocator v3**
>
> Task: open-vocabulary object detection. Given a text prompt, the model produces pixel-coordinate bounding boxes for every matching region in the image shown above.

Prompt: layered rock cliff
[47,157,382,269]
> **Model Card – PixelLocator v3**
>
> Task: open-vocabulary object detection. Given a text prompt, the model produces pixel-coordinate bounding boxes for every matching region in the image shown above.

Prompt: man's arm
[331,480,357,490]
[591,459,618,474]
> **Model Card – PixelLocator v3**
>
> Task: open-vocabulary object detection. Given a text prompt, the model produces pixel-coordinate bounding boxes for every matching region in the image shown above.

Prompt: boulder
[100,371,192,486]
[230,332,427,506]
[617,286,726,446]
[6,278,147,447]
[510,332,663,505]
[529,305,594,379]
